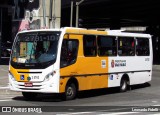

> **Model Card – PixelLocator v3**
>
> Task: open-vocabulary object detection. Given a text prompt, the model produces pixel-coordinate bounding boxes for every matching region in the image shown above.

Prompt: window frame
[60,38,79,68]
[83,35,97,57]
[118,36,135,56]
[136,37,150,56]
[97,35,117,57]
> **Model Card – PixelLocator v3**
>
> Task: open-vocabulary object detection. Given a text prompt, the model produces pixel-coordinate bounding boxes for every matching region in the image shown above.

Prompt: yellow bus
[9,27,152,100]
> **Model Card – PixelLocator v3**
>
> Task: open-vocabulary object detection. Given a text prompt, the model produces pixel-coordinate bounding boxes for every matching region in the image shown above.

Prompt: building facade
[0,0,160,64]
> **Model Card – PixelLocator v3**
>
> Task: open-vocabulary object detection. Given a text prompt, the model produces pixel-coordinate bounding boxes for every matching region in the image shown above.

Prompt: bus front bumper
[9,78,59,93]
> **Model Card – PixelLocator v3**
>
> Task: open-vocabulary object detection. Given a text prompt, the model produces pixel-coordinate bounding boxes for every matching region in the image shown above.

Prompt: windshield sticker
[101,60,106,68]
[111,60,114,68]
[27,77,31,81]
[109,75,113,80]
[20,75,25,80]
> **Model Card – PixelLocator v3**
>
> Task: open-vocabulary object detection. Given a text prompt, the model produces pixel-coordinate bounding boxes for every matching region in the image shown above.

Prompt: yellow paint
[79,29,107,35]
[20,42,27,57]
[60,28,109,93]
[59,77,70,93]
[64,34,69,39]
[77,75,108,90]
[10,65,30,82]
[12,58,17,62]
[65,28,108,35]
[66,29,80,34]
[60,56,109,92]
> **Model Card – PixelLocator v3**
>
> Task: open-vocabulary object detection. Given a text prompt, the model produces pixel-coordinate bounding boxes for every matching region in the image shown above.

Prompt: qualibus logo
[111,60,114,68]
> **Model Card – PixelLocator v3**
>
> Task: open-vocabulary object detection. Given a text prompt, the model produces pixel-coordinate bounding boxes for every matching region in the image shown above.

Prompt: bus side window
[60,39,79,68]
[118,37,135,56]
[136,38,149,56]
[97,36,117,56]
[83,35,97,57]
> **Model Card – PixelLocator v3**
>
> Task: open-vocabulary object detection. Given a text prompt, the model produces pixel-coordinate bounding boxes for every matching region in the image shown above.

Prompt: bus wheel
[22,92,38,100]
[120,78,128,92]
[64,83,77,100]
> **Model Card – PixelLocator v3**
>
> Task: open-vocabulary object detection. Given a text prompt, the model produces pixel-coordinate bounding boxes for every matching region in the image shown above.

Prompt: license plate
[24,82,33,87]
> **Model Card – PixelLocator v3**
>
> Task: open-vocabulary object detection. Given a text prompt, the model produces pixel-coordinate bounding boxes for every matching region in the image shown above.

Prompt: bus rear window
[136,38,150,56]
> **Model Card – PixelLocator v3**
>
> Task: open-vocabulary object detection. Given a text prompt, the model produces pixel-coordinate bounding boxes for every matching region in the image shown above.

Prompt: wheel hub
[66,87,73,96]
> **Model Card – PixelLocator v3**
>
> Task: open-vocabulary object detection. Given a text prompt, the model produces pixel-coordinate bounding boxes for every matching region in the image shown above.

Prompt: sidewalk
[0,58,20,95]
[152,65,160,71]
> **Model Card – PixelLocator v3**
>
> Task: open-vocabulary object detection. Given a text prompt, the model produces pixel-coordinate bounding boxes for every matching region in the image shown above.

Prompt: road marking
[59,105,160,115]
[152,101,158,103]
[60,107,139,115]
[0,99,12,102]
[59,112,139,115]
[100,112,139,115]
[58,112,91,115]
[152,105,160,106]
[0,69,8,72]
[0,86,9,89]
[0,76,8,80]
[0,97,13,99]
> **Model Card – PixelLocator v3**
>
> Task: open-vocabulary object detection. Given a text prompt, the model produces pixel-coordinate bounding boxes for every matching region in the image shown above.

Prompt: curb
[0,86,9,89]
[0,86,21,95]
[153,65,160,71]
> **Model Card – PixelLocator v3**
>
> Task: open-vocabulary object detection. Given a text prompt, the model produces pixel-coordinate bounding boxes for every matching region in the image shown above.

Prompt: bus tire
[22,92,38,100]
[120,78,128,92]
[64,83,77,100]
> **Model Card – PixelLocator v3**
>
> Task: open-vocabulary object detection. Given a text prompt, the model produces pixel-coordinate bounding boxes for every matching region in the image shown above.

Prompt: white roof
[106,30,151,38]
[17,27,151,38]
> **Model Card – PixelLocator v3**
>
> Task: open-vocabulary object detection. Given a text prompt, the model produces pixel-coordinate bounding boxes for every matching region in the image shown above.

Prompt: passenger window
[97,36,117,56]
[118,37,135,56]
[136,38,150,56]
[83,35,97,57]
[60,39,79,68]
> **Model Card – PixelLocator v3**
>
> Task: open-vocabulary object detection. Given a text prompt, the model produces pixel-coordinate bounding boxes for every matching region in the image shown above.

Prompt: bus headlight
[44,71,56,82]
[9,71,15,81]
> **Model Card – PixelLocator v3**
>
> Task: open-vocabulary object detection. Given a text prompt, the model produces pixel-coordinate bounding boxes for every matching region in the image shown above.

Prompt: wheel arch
[66,77,79,91]
[121,73,130,85]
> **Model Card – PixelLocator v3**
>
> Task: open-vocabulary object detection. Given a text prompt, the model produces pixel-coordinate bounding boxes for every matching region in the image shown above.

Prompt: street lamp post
[42,0,46,27]
[49,0,53,28]
[75,0,84,27]
[0,8,2,61]
[70,0,73,27]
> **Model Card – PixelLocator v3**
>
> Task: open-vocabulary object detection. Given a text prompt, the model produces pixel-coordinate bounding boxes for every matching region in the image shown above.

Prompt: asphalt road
[0,59,160,114]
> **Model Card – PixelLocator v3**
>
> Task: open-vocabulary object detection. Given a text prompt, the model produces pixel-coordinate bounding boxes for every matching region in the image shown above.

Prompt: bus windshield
[11,31,61,69]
